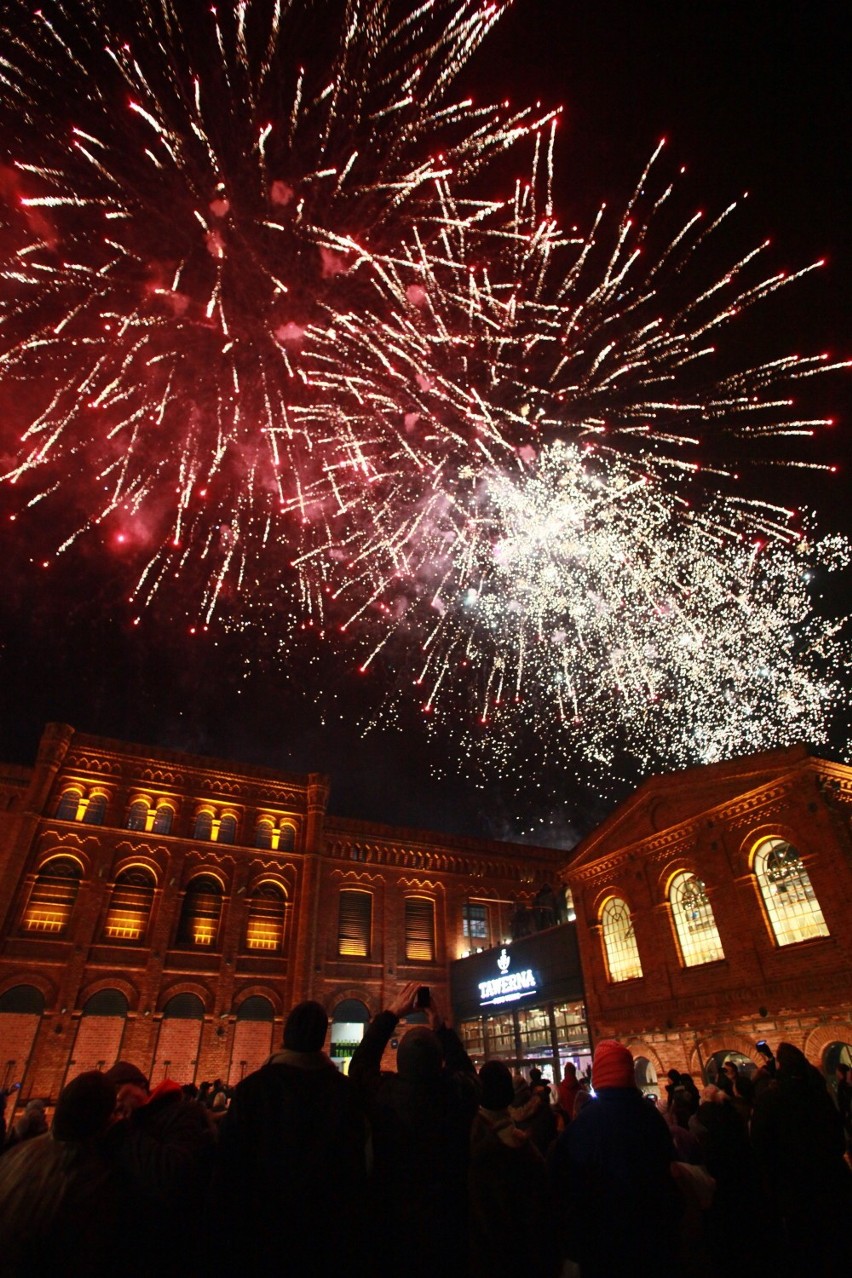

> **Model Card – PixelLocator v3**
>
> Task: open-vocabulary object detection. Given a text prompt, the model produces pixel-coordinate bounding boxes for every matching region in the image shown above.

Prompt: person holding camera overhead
[349,981,478,1278]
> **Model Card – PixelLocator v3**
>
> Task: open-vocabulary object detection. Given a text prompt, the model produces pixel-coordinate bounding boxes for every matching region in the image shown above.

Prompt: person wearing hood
[210,999,368,1278]
[550,1038,681,1278]
[468,1060,559,1278]
[751,1041,852,1275]
[349,981,479,1278]
[0,1070,127,1276]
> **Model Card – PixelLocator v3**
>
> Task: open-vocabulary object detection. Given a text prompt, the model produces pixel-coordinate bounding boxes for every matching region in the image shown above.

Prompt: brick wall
[67,1014,126,1078]
[228,1019,274,1084]
[0,1012,40,1090]
[151,1017,203,1087]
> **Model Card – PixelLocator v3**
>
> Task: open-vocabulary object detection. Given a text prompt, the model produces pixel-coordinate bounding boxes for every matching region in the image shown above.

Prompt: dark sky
[1,0,849,846]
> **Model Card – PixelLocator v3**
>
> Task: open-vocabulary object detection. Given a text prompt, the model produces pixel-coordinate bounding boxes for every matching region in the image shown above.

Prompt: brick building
[0,723,564,1101]
[564,745,852,1090]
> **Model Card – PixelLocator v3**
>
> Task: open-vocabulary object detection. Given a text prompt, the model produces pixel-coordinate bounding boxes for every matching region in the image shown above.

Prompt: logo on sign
[479,946,537,1007]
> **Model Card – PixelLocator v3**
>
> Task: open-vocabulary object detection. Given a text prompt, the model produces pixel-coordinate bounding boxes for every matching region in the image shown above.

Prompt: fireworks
[0,0,848,785]
[0,0,535,609]
[282,142,849,775]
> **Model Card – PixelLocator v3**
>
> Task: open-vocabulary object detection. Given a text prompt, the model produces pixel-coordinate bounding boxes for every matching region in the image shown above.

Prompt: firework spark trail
[282,140,849,771]
[0,0,540,612]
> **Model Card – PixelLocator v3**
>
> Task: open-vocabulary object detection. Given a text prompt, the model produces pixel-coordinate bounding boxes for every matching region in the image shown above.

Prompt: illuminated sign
[478,947,537,1007]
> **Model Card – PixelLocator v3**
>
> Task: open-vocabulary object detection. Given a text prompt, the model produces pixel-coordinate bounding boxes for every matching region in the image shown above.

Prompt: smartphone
[415,985,430,1008]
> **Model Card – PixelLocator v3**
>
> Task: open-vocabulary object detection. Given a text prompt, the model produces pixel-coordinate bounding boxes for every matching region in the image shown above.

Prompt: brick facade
[0,723,563,1102]
[563,745,852,1083]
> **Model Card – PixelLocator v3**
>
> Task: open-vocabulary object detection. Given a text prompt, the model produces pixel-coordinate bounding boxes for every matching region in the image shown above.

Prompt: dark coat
[550,1087,681,1278]
[468,1110,559,1278]
[751,1047,852,1276]
[349,1012,478,1278]
[0,1131,128,1277]
[210,1049,368,1277]
[107,1081,215,1278]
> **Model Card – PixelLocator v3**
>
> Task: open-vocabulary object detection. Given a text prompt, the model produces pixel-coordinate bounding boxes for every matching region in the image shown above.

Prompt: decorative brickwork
[0,724,563,1102]
[565,746,852,1081]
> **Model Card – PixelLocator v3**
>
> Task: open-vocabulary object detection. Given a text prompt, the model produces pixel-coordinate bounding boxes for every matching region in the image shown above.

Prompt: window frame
[668,871,725,967]
[337,889,372,959]
[600,894,643,983]
[753,837,829,947]
[404,895,436,964]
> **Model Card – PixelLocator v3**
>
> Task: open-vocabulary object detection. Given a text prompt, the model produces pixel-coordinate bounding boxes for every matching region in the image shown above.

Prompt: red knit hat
[592,1040,635,1089]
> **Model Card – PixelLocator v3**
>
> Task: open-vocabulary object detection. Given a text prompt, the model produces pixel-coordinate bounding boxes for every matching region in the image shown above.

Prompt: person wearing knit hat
[210,998,368,1277]
[550,1038,681,1278]
[348,981,479,1278]
[282,999,328,1053]
[107,1054,215,1277]
[591,1039,636,1090]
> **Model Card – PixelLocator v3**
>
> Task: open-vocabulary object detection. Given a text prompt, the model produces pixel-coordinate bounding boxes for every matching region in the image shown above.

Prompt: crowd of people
[0,982,849,1277]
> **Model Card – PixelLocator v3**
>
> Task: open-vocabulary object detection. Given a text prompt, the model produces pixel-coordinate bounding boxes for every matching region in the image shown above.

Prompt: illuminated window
[177,875,223,947]
[152,804,174,835]
[193,810,214,841]
[22,856,82,934]
[463,902,489,943]
[600,896,643,982]
[245,882,286,951]
[55,789,82,821]
[103,867,155,942]
[279,825,296,852]
[338,890,372,958]
[669,872,725,966]
[218,814,237,845]
[83,794,107,825]
[405,897,436,963]
[126,799,149,831]
[255,819,274,850]
[754,838,829,946]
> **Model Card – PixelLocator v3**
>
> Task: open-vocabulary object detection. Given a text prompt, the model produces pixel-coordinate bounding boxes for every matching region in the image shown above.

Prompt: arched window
[162,992,205,1019]
[0,985,45,1014]
[83,794,107,825]
[103,866,156,942]
[669,872,725,966]
[218,814,237,845]
[55,789,82,821]
[279,824,296,852]
[254,819,274,850]
[707,1050,757,1085]
[193,810,214,841]
[331,999,370,1064]
[754,838,829,946]
[83,989,128,1017]
[600,896,643,982]
[404,897,436,963]
[236,996,275,1022]
[245,883,287,951]
[22,856,83,934]
[126,799,149,831]
[152,804,174,835]
[177,875,223,947]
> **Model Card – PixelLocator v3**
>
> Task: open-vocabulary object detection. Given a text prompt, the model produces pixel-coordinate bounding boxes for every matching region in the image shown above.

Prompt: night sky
[1,0,849,846]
